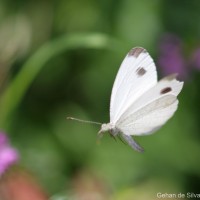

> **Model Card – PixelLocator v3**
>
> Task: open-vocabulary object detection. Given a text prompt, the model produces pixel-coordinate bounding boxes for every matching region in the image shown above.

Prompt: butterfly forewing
[110,47,157,123]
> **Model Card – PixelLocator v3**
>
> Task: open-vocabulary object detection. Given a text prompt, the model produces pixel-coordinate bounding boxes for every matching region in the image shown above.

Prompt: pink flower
[0,132,19,175]
[0,170,49,200]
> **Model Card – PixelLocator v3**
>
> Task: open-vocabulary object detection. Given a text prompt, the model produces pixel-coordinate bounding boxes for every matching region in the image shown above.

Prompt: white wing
[117,75,184,136]
[110,47,157,123]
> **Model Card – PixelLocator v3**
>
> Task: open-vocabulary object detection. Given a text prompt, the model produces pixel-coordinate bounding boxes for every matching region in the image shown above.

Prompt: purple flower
[0,132,19,175]
[190,48,200,70]
[158,34,187,80]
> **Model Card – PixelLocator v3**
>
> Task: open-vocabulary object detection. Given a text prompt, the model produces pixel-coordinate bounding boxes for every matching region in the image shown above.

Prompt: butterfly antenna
[67,117,102,125]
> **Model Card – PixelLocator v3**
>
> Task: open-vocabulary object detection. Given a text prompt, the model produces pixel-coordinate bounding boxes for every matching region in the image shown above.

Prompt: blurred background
[0,0,200,199]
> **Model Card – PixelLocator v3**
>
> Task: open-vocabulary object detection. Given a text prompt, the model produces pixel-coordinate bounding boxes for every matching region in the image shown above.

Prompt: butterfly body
[68,47,184,152]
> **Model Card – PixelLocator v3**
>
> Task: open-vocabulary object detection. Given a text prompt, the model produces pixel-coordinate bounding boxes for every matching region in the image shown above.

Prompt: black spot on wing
[160,87,172,94]
[128,47,147,58]
[136,67,146,76]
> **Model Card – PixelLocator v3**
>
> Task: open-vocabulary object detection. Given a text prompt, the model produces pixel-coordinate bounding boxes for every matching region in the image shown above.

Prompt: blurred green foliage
[0,0,200,199]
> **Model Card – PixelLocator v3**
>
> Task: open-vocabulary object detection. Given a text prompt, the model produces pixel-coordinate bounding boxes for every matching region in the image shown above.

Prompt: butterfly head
[98,123,119,138]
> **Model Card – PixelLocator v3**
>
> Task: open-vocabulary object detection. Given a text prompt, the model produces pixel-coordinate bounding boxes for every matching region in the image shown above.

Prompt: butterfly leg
[117,134,127,145]
[109,133,117,142]
[120,134,144,152]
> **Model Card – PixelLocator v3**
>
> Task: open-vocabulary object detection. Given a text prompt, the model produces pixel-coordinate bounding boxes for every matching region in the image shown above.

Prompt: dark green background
[0,0,200,199]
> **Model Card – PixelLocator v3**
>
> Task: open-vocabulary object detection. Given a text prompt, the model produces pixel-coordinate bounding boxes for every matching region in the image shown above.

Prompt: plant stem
[0,33,121,128]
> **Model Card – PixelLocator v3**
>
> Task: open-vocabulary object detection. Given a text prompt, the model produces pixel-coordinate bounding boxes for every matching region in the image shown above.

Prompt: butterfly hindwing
[118,95,178,135]
[117,75,183,135]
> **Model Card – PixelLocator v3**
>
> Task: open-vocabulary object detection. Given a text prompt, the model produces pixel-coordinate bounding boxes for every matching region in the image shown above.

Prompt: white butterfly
[68,47,184,152]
